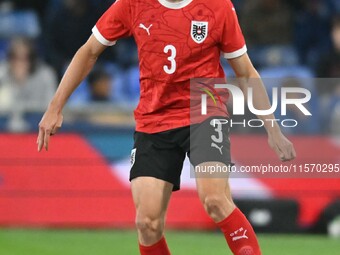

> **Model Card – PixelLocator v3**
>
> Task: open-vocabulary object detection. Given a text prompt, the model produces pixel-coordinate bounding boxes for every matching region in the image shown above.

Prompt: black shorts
[129,117,232,191]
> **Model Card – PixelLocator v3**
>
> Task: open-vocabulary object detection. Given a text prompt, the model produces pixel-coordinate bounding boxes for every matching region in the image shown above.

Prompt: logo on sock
[230,227,249,241]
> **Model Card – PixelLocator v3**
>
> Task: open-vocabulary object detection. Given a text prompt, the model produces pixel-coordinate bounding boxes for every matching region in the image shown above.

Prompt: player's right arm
[38,0,131,151]
[37,36,107,152]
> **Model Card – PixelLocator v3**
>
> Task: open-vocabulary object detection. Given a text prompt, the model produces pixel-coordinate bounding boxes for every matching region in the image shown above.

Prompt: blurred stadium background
[0,0,339,254]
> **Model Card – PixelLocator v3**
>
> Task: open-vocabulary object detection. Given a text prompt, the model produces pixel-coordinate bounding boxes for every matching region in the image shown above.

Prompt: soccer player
[37,0,296,254]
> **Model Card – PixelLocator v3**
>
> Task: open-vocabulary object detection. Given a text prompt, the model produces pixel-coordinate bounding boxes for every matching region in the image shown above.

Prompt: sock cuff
[216,207,242,228]
[139,236,167,251]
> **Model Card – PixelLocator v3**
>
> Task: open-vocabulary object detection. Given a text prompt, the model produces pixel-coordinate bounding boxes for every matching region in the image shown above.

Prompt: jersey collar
[158,0,193,9]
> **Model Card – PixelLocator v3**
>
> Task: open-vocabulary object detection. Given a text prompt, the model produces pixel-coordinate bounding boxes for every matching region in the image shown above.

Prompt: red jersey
[93,0,246,133]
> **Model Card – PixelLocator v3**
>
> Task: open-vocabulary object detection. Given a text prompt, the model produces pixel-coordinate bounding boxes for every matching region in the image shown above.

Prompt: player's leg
[132,177,173,255]
[196,171,261,255]
[129,130,186,255]
[190,118,261,254]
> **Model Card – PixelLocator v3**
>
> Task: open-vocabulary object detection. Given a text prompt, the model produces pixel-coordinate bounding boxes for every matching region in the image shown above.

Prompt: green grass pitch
[0,229,339,255]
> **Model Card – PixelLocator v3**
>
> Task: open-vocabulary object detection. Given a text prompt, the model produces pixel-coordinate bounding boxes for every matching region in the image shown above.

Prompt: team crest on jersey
[191,21,208,44]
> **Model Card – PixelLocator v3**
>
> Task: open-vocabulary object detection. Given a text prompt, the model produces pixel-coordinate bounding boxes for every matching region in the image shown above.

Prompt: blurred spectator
[324,16,340,134]
[0,0,12,12]
[0,1,41,39]
[0,0,47,21]
[67,64,122,106]
[0,37,56,132]
[329,85,340,135]
[88,68,112,102]
[316,15,340,101]
[240,0,293,46]
[317,15,340,79]
[44,0,99,76]
[294,0,335,66]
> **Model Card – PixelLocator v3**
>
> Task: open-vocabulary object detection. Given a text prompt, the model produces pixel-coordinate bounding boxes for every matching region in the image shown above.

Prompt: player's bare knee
[135,216,164,236]
[203,195,224,215]
[203,195,235,221]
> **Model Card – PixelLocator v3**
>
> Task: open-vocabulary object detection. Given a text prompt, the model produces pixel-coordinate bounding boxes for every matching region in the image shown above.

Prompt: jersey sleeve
[92,0,132,46]
[220,0,247,59]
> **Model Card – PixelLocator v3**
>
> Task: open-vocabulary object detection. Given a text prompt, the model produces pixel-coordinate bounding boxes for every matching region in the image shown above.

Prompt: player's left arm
[228,53,296,162]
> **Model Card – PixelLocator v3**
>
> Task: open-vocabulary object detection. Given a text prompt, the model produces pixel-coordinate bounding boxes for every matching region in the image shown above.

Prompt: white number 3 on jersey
[163,45,177,74]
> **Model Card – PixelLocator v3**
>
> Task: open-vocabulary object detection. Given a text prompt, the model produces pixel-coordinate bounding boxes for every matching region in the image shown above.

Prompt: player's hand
[37,109,63,152]
[268,131,296,162]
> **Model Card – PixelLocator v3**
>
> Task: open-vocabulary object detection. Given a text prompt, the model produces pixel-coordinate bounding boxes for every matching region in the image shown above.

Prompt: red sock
[217,208,261,255]
[139,236,171,255]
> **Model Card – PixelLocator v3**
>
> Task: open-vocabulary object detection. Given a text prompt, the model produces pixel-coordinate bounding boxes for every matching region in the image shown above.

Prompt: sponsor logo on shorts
[131,148,136,168]
[211,143,223,155]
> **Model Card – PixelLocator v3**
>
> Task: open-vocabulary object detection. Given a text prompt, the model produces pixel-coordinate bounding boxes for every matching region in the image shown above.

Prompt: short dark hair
[7,37,38,73]
[88,68,111,88]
